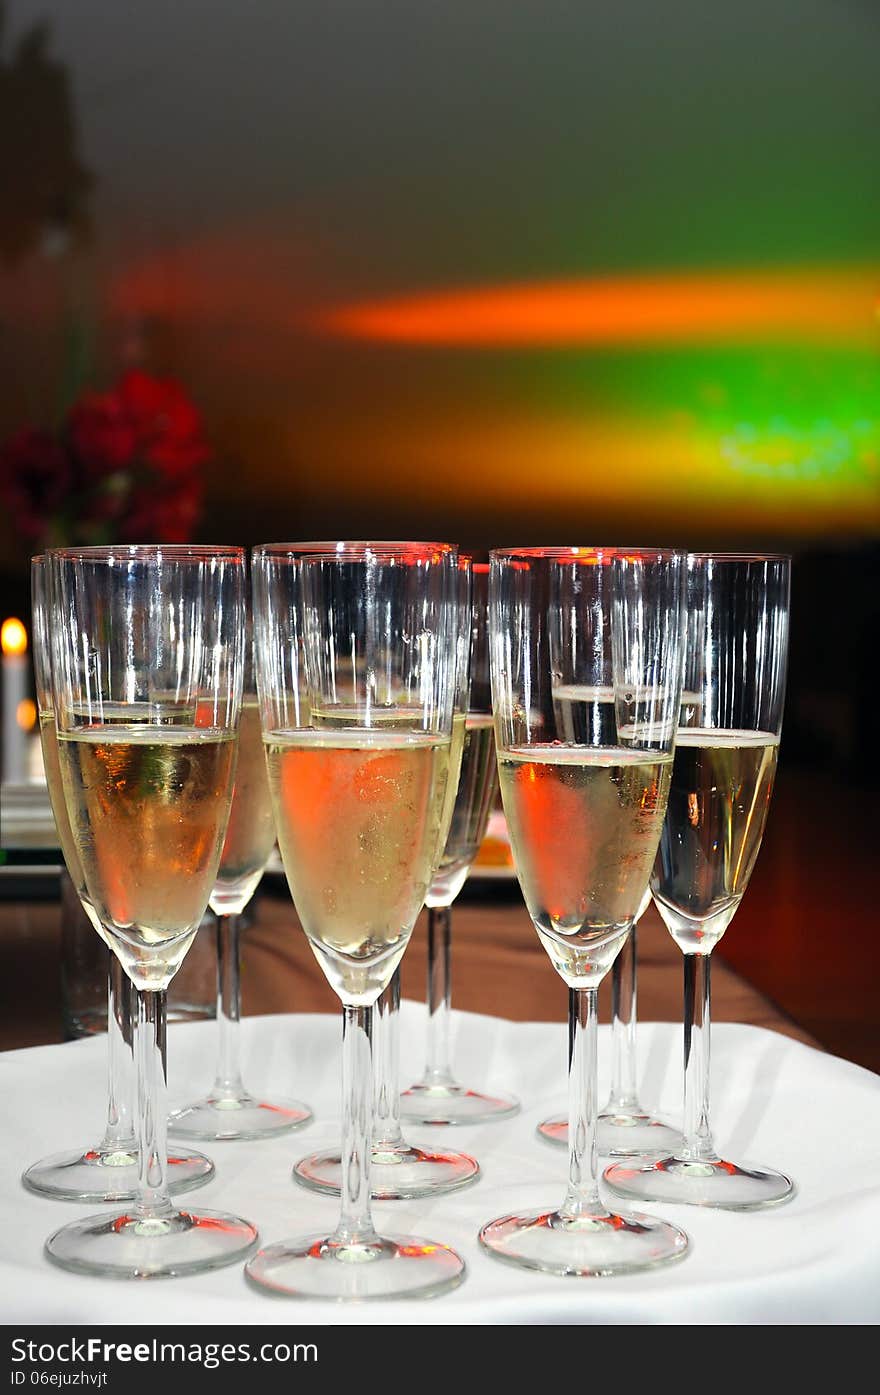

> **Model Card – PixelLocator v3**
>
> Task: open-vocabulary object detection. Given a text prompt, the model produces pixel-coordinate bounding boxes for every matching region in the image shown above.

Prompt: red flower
[118,370,210,480]
[0,371,210,547]
[68,391,138,478]
[0,427,72,539]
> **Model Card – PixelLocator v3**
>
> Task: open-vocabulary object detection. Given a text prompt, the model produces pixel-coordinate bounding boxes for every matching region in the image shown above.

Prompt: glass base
[168,1091,312,1142]
[400,1079,520,1126]
[293,1142,480,1200]
[537,1110,684,1158]
[245,1230,465,1301]
[45,1207,259,1279]
[604,1154,796,1210]
[479,1204,689,1277]
[22,1143,215,1203]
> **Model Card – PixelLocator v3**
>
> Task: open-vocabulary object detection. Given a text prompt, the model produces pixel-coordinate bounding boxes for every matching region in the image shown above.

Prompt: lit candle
[1,617,28,785]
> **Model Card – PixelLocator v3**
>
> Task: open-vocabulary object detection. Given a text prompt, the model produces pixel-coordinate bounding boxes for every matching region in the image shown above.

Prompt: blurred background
[1,1,878,1062]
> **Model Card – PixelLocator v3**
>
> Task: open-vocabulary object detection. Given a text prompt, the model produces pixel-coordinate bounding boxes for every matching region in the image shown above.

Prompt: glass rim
[47,544,246,562]
[489,545,682,562]
[252,540,457,562]
[687,550,792,563]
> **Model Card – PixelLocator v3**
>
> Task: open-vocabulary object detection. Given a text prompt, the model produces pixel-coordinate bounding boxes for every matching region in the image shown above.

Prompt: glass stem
[213,913,244,1097]
[373,969,404,1150]
[134,987,175,1221]
[607,923,639,1111]
[103,953,135,1148]
[560,987,604,1219]
[681,951,716,1161]
[424,904,455,1083]
[332,1003,379,1246]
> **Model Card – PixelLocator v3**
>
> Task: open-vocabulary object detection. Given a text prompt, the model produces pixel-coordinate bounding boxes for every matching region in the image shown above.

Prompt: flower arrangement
[0,370,210,546]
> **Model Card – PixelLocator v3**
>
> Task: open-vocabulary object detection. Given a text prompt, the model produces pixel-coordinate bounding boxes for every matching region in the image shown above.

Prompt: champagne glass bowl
[478,545,690,1277]
[42,544,259,1278]
[245,541,466,1300]
[23,553,214,1203]
[605,552,795,1210]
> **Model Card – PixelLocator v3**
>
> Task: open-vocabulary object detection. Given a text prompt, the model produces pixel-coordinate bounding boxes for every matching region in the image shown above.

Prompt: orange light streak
[313,266,880,347]
[276,409,880,534]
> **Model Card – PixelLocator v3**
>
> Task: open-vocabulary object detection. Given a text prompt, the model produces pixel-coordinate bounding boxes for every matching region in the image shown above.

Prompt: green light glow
[493,344,880,494]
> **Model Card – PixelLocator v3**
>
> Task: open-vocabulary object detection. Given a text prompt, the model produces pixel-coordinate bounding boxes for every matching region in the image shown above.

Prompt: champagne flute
[246,541,466,1300]
[605,552,794,1209]
[479,545,689,1277]
[169,629,312,1140]
[293,555,479,1197]
[540,684,702,1154]
[43,544,258,1278]
[401,562,519,1125]
[22,554,214,1201]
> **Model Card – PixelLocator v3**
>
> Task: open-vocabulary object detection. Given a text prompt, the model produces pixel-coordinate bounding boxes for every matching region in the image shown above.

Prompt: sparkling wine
[432,709,466,861]
[651,728,779,952]
[40,710,89,900]
[498,744,672,987]
[265,727,451,1003]
[312,703,464,877]
[40,708,111,947]
[210,700,276,916]
[427,714,498,907]
[45,704,203,941]
[59,725,236,987]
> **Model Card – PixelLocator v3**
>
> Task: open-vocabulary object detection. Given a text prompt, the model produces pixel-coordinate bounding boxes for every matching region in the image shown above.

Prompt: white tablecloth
[2,1004,879,1325]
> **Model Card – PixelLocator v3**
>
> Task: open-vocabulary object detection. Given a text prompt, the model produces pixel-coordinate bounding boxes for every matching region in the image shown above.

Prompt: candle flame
[1,618,27,657]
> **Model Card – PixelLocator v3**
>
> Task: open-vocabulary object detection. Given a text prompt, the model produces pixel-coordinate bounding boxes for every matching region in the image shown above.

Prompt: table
[2,1006,879,1324]
[0,877,821,1052]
